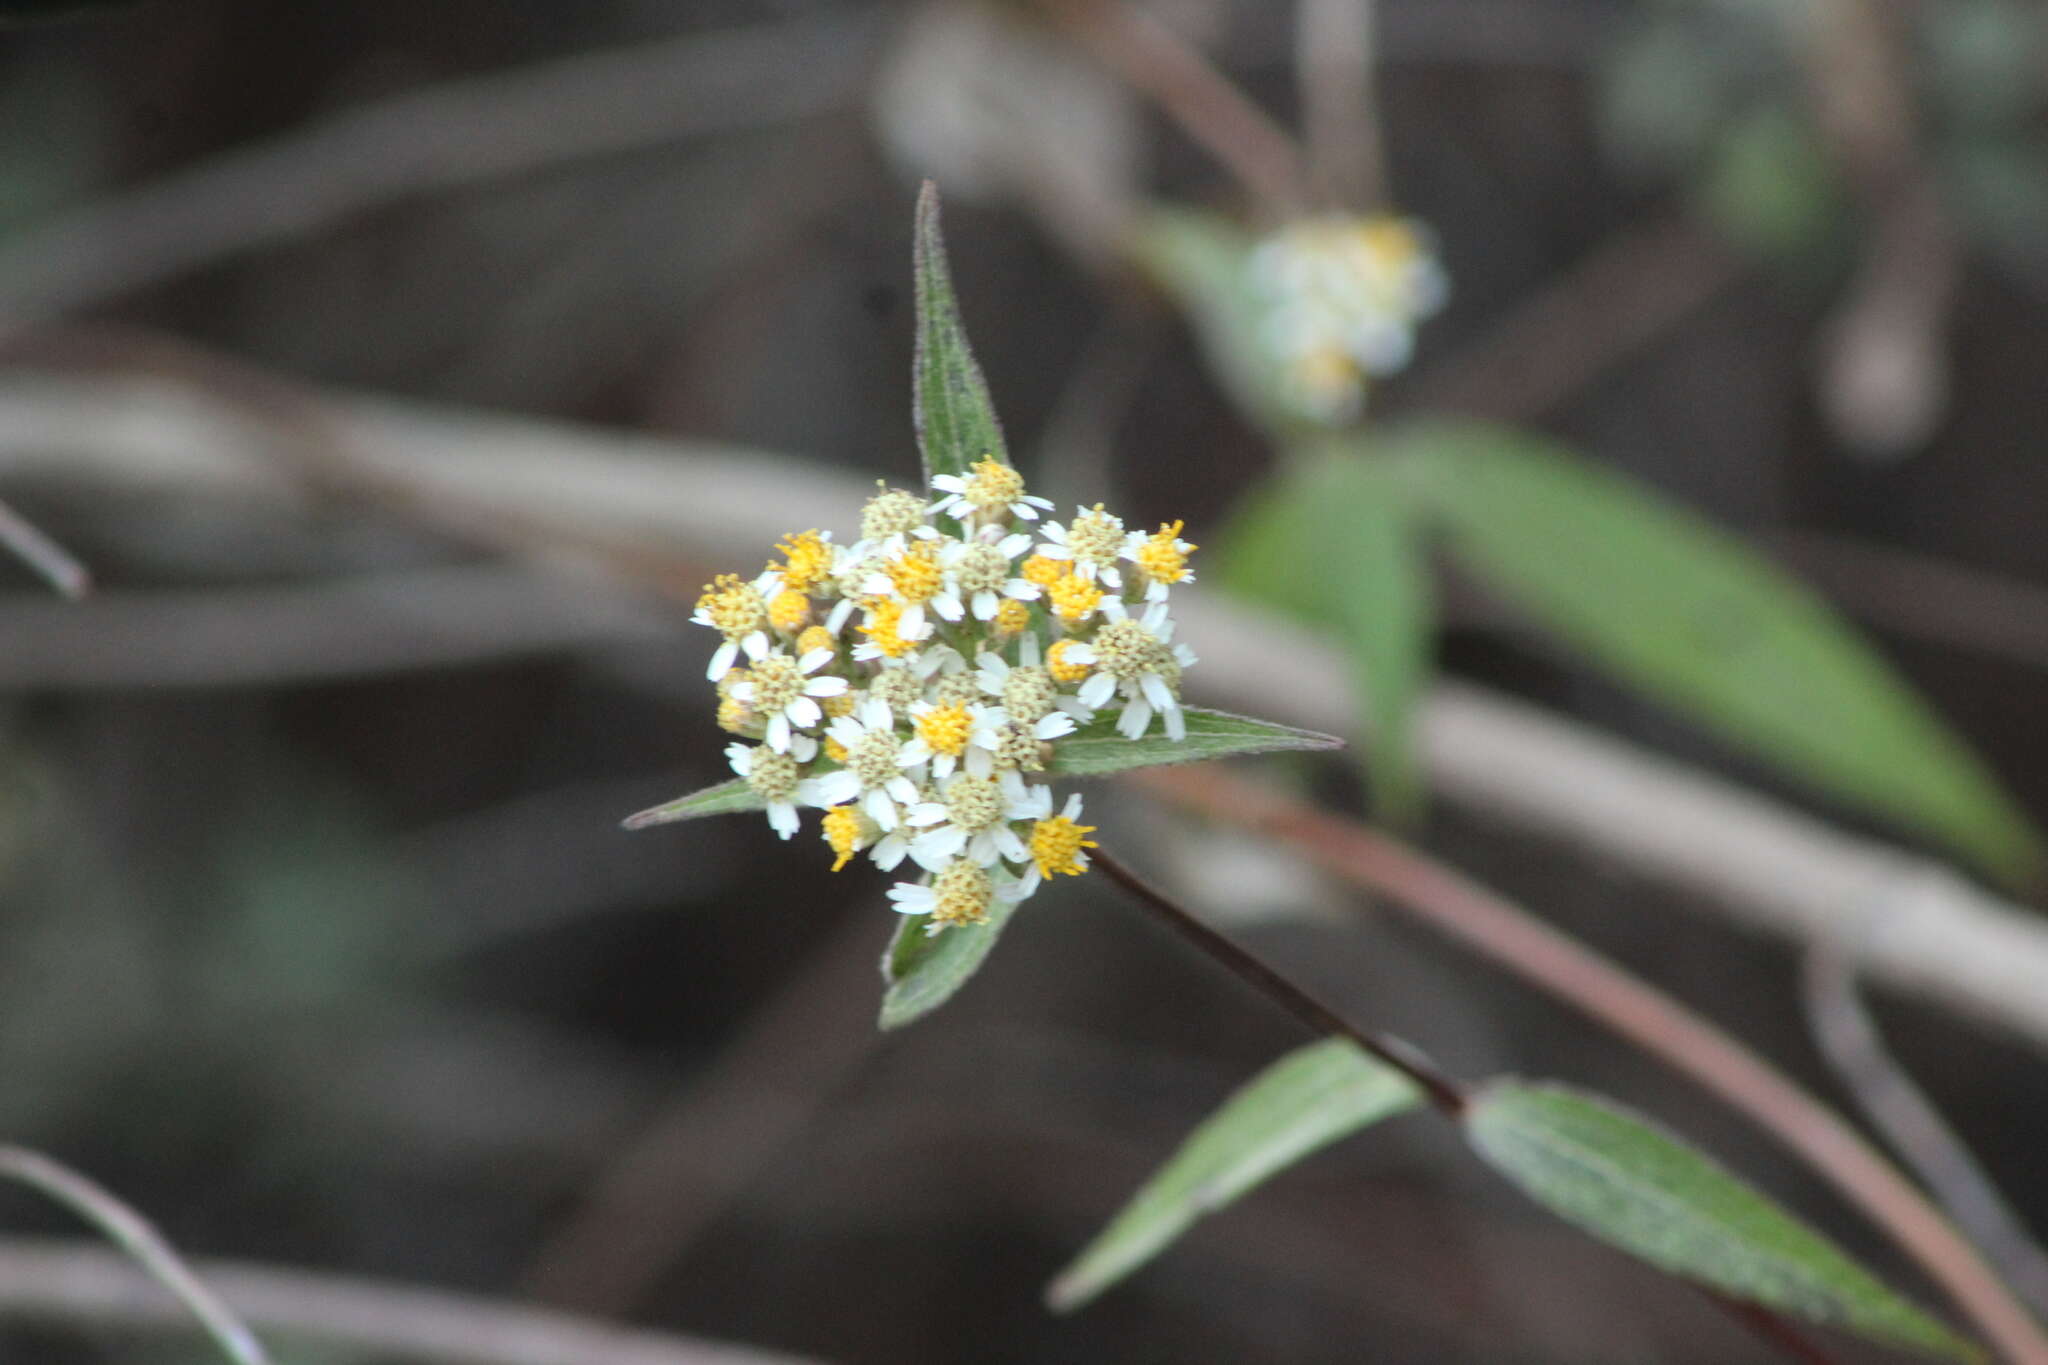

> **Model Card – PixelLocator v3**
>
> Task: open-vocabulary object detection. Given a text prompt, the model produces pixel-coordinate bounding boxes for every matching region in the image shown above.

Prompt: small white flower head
[860,484,930,543]
[691,569,777,681]
[1037,504,1127,591]
[941,532,1038,621]
[726,639,848,753]
[1013,792,1098,899]
[727,741,831,839]
[930,458,1055,526]
[1065,602,1189,741]
[851,595,934,662]
[905,770,1037,871]
[886,855,998,932]
[1123,519,1198,602]
[811,697,923,831]
[899,698,1001,781]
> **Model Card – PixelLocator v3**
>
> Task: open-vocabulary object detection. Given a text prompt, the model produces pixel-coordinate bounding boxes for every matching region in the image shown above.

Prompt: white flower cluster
[693,460,1199,933]
[1247,214,1448,425]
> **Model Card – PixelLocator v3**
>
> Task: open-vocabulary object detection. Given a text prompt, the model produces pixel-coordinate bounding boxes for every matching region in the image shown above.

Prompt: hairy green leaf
[1049,1040,1420,1312]
[621,777,763,830]
[1405,421,2040,883]
[878,889,1020,1030]
[1466,1081,1983,1361]
[913,180,1009,489]
[1046,707,1342,779]
[1220,450,1433,819]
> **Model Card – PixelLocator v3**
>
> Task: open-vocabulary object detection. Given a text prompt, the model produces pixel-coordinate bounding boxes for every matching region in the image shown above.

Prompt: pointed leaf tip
[1465,1081,1983,1362]
[1049,1040,1420,1312]
[621,777,764,830]
[912,180,1009,489]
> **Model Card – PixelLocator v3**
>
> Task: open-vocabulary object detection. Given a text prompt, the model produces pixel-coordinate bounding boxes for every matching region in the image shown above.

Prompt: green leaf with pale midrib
[1465,1081,1983,1362]
[879,890,1020,1029]
[1049,1039,1420,1312]
[913,180,1010,489]
[1403,420,2040,884]
[1047,707,1342,778]
[1218,449,1432,820]
[621,777,763,829]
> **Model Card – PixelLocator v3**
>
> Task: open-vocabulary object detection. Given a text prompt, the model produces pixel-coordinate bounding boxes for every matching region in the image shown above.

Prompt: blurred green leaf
[1695,106,1843,261]
[1403,421,2040,883]
[620,778,763,830]
[879,888,1019,1029]
[1466,1081,1983,1361]
[1130,209,1304,436]
[1048,1039,1420,1311]
[913,180,1010,490]
[1045,707,1342,779]
[1220,450,1432,820]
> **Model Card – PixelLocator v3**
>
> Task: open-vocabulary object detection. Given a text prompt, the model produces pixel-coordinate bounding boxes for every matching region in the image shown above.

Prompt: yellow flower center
[1064,505,1125,565]
[857,599,916,657]
[768,588,810,633]
[1030,814,1097,878]
[962,458,1025,513]
[1020,554,1068,588]
[822,806,866,872]
[820,690,857,719]
[824,736,849,763]
[797,625,837,657]
[915,703,973,757]
[717,695,753,735]
[993,598,1031,636]
[1134,520,1195,586]
[931,857,993,928]
[1047,572,1103,624]
[861,486,927,541]
[696,573,766,640]
[1046,638,1091,683]
[775,529,834,594]
[885,541,945,604]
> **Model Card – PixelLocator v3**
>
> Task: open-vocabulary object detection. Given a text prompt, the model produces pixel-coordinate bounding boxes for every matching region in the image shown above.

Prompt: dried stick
[0,1147,268,1365]
[1296,0,1387,209]
[1127,764,2048,1365]
[0,1237,823,1365]
[1034,0,1307,214]
[1804,937,2048,1317]
[0,498,88,598]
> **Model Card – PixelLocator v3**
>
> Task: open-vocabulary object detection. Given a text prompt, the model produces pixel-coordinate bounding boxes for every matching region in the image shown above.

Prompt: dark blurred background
[0,0,2044,1361]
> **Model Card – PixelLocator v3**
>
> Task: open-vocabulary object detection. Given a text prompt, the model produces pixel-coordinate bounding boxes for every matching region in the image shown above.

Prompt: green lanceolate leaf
[1047,707,1342,779]
[1465,1081,1983,1362]
[912,180,1010,489]
[878,890,1020,1030]
[621,778,765,830]
[1403,421,2040,884]
[1220,449,1433,820]
[1049,1039,1420,1312]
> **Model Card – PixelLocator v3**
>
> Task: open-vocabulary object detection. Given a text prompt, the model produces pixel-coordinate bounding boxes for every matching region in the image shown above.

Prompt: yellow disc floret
[1031,813,1098,879]
[915,703,973,757]
[931,856,993,928]
[1134,520,1196,587]
[1020,554,1067,588]
[1047,572,1103,624]
[993,598,1031,637]
[821,690,857,719]
[768,588,810,633]
[1046,638,1091,683]
[797,625,837,657]
[775,530,834,593]
[861,486,927,541]
[858,598,916,658]
[822,805,867,872]
[1064,504,1126,567]
[961,458,1026,514]
[696,573,767,641]
[885,541,944,604]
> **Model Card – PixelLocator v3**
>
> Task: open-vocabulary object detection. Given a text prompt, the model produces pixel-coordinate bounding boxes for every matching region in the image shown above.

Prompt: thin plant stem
[1128,764,2048,1365]
[1710,1292,1851,1365]
[0,1145,270,1365]
[0,497,89,599]
[1091,845,1466,1115]
[1296,0,1387,209]
[1034,0,1307,216]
